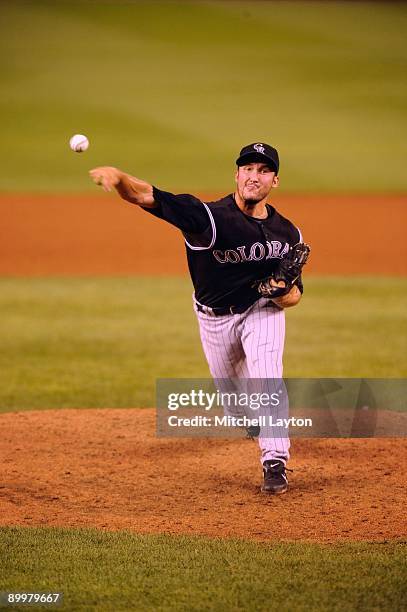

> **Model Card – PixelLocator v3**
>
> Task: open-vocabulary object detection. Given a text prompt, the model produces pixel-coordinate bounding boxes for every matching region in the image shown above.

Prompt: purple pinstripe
[194,297,290,464]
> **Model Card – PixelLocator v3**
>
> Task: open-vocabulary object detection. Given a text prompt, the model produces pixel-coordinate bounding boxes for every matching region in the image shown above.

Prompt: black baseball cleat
[246,424,260,439]
[261,460,289,494]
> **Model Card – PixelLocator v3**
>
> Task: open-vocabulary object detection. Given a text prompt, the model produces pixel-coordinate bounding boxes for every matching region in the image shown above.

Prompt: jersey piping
[184,201,217,251]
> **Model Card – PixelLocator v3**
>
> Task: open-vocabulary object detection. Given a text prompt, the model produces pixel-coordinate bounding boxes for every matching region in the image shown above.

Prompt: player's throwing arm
[89,166,155,207]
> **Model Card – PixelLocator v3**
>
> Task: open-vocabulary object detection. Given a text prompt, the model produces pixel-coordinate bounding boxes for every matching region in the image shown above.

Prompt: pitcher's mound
[1,409,405,542]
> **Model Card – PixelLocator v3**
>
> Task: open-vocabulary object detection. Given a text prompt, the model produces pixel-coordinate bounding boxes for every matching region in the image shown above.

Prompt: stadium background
[0,2,406,610]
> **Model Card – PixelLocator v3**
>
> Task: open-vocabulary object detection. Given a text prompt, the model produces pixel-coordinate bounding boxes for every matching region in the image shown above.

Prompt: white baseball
[69,134,89,152]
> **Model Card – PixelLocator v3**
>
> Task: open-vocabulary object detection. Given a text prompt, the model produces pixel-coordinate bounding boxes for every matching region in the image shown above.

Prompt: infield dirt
[1,193,406,276]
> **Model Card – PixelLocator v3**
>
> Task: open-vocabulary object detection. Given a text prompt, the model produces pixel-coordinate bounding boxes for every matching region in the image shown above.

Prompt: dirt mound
[1,409,405,543]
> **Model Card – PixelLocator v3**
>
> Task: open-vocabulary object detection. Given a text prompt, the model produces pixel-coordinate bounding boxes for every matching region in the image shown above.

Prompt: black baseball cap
[236,142,279,173]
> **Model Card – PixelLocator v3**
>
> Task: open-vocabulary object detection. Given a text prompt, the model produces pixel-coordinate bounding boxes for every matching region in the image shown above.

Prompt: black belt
[195,299,258,316]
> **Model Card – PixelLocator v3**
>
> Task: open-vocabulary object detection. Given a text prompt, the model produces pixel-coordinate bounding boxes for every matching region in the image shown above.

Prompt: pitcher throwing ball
[90,142,310,494]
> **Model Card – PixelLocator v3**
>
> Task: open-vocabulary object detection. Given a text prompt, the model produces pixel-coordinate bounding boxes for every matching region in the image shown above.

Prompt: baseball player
[89,142,309,494]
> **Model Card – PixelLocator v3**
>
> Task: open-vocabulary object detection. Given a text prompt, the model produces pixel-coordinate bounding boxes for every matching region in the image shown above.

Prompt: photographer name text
[167,415,312,428]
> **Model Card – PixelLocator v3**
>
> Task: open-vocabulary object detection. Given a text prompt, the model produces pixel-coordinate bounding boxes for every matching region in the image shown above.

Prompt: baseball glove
[253,243,311,299]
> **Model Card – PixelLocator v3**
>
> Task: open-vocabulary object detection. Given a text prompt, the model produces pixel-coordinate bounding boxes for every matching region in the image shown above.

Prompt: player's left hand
[253,242,310,300]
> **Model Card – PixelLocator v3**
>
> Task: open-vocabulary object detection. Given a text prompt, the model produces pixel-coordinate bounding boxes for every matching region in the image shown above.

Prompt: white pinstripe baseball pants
[194,296,290,465]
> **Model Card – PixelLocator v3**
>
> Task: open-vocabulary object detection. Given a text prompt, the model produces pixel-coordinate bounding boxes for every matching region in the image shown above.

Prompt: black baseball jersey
[143,187,303,308]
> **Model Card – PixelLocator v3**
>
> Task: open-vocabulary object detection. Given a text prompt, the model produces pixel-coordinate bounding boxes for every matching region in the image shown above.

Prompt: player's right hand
[89,166,122,192]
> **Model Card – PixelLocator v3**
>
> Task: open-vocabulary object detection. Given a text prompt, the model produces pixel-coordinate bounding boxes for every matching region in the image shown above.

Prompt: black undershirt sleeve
[141,187,210,234]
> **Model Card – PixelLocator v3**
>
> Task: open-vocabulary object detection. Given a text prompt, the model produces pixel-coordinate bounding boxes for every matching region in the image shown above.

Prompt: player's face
[235,163,279,204]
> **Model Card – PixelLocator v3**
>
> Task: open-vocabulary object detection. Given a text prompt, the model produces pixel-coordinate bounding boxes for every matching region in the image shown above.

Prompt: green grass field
[1,279,405,607]
[1,528,405,612]
[0,276,405,412]
[1,1,406,193]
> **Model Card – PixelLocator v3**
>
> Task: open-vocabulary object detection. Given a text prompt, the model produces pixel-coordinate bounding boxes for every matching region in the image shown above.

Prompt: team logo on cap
[253,143,265,154]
